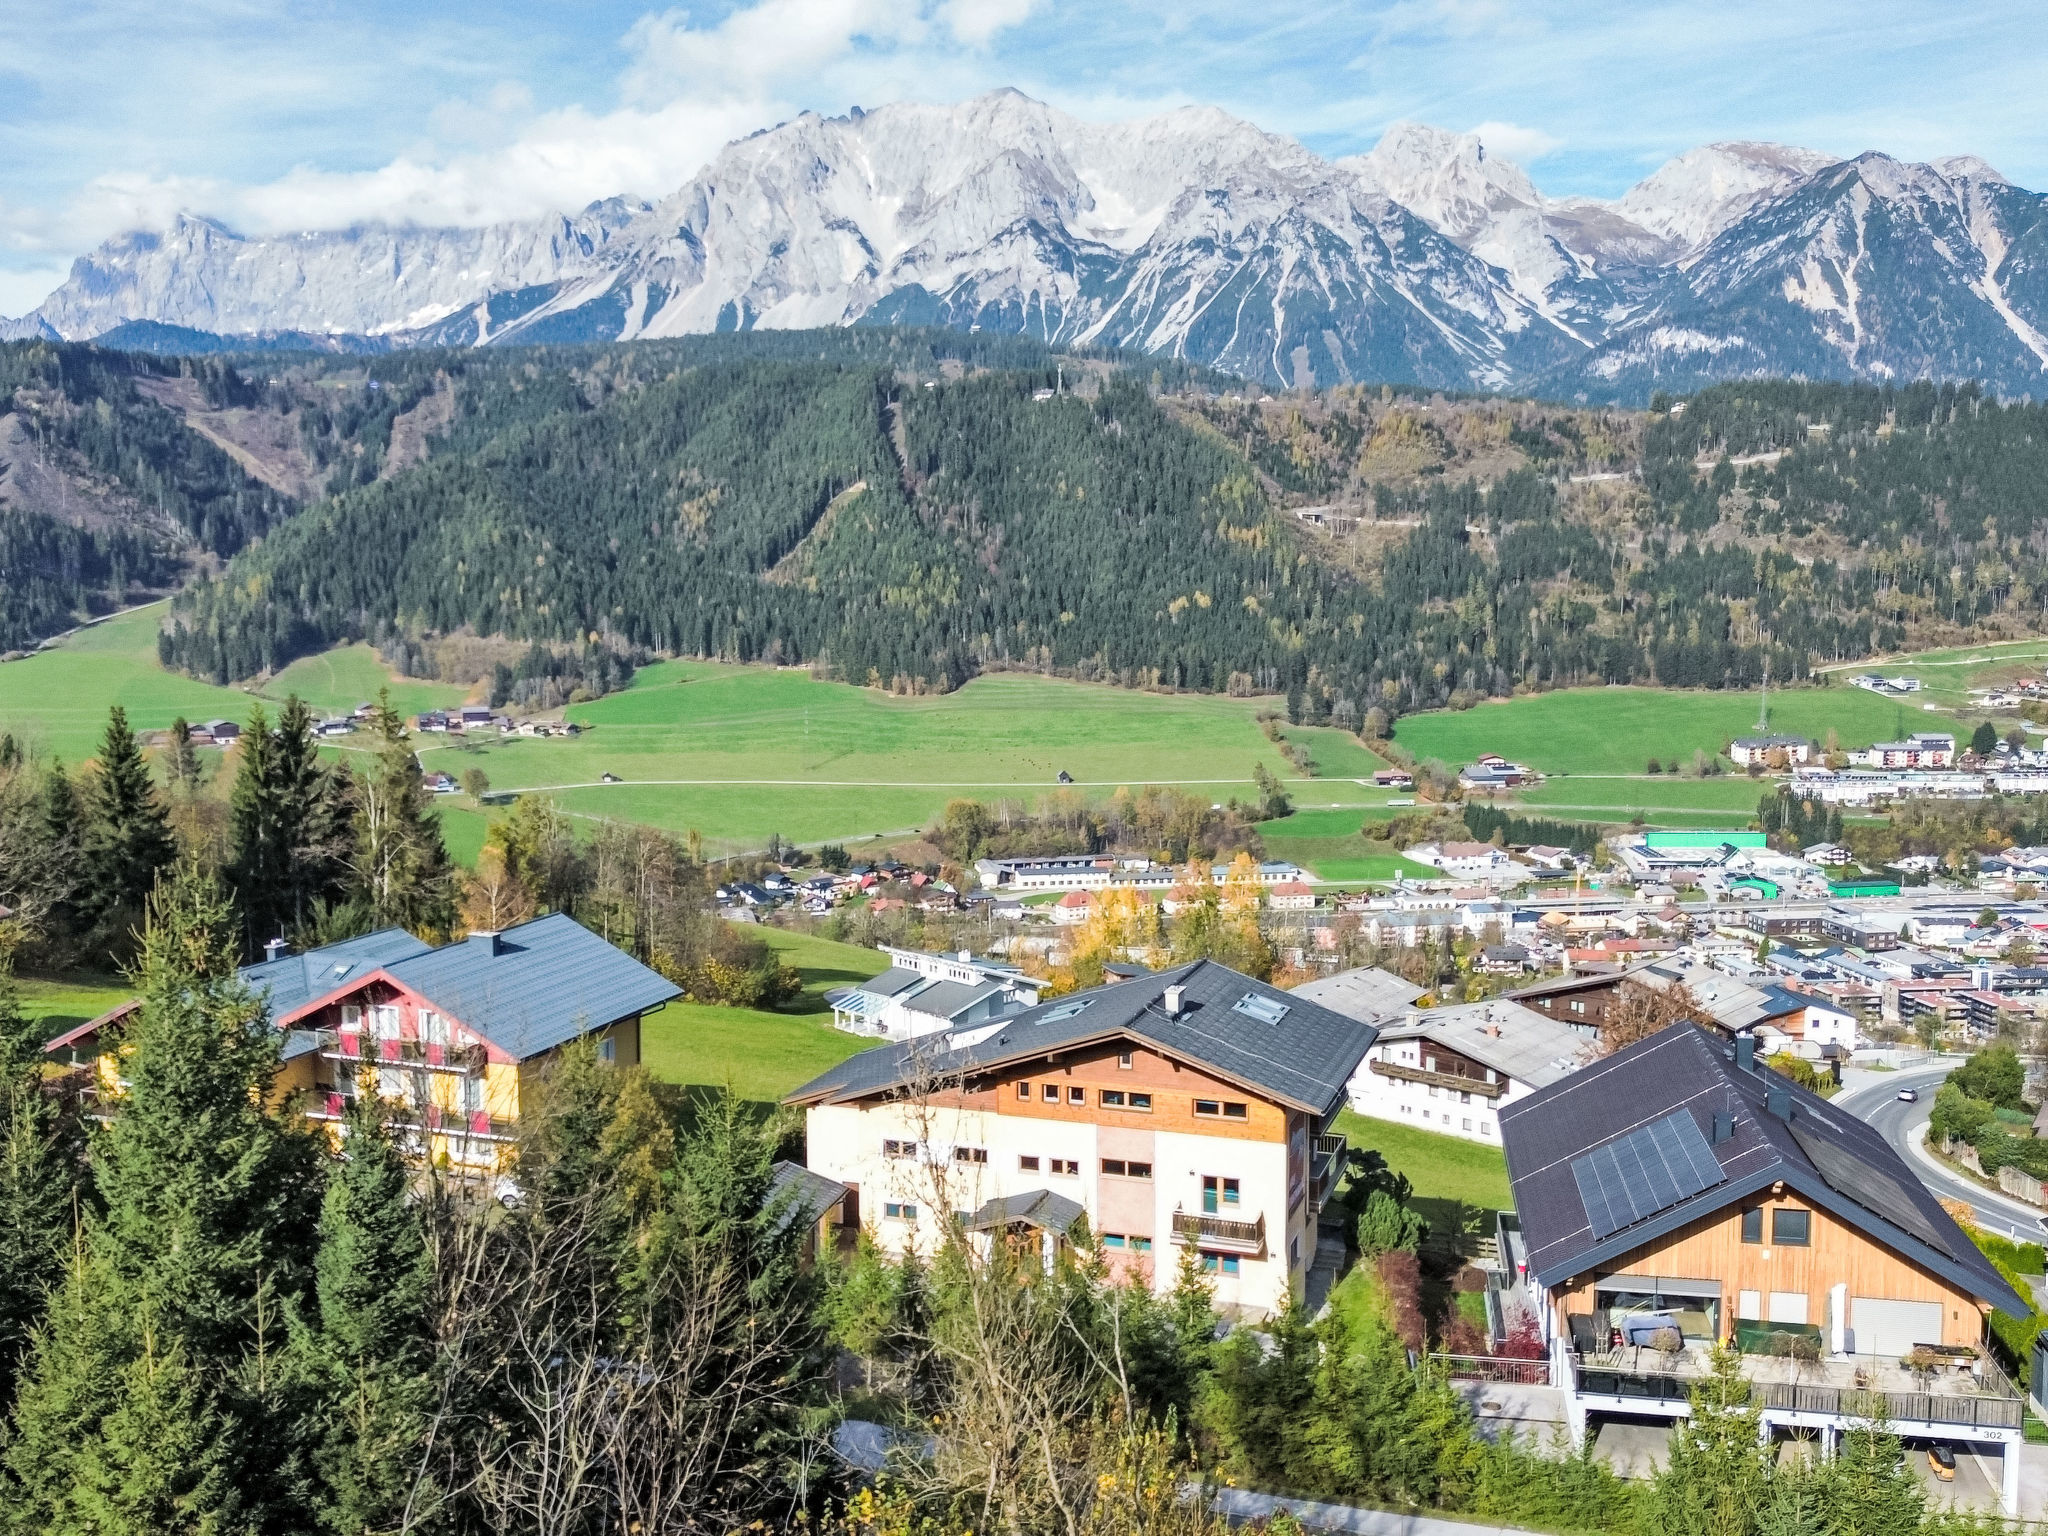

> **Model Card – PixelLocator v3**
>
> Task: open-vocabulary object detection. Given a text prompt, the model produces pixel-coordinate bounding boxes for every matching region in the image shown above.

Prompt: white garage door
[1852,1298,1944,1357]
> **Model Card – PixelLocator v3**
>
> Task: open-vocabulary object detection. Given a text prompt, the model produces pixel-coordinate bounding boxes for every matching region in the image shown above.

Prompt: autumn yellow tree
[457,843,537,934]
[1047,886,1165,994]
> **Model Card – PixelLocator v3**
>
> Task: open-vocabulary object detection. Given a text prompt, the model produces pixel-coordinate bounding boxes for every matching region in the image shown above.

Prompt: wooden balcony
[1369,1058,1505,1099]
[1169,1208,1266,1257]
[1311,1132,1346,1209]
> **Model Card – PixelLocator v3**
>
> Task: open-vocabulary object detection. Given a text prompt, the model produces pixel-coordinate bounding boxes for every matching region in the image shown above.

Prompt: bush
[1952,1043,2027,1108]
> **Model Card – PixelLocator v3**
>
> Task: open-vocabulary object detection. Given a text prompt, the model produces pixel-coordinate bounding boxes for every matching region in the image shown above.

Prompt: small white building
[1404,841,1519,880]
[1347,999,1589,1143]
[828,947,1044,1040]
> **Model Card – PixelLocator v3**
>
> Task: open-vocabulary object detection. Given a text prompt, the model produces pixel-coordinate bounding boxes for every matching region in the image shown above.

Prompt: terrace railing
[1567,1353,2023,1431]
[1432,1353,1551,1387]
[1169,1209,1266,1256]
[319,1031,488,1073]
[1368,1059,1506,1099]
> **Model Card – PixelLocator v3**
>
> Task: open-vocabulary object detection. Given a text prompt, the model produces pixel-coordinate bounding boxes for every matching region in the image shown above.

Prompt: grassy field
[1818,639,2048,711]
[1280,726,1390,779]
[0,604,468,764]
[1337,1109,1513,1211]
[268,644,468,719]
[0,605,265,761]
[638,926,888,1107]
[1258,807,1484,884]
[416,662,1381,855]
[1392,685,1916,777]
[15,972,132,1041]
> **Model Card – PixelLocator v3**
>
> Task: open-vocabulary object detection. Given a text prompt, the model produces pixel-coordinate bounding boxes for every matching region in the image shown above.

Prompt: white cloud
[940,0,1044,48]
[1468,120,1561,163]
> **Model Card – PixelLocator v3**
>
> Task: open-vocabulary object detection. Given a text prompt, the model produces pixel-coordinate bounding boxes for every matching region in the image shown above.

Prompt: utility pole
[1756,655,1771,733]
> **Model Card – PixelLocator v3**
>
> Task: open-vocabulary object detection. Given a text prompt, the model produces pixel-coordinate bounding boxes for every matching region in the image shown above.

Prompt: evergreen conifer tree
[79,708,175,954]
[37,761,85,956]
[229,698,354,958]
[0,963,80,1413]
[4,863,323,1534]
[300,1095,436,1536]
[352,694,455,939]
[1640,1344,1772,1536]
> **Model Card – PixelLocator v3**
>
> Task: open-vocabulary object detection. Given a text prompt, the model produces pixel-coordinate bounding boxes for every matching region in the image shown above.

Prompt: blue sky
[4,0,2046,314]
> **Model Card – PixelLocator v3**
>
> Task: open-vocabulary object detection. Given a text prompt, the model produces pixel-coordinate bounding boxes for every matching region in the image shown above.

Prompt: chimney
[1712,1111,1735,1144]
[263,936,289,963]
[1162,984,1185,1017]
[470,930,506,957]
[1766,1082,1792,1121]
[1734,1035,1755,1073]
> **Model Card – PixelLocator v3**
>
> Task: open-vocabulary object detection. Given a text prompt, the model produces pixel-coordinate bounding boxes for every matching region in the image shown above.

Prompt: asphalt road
[1834,1063,2048,1242]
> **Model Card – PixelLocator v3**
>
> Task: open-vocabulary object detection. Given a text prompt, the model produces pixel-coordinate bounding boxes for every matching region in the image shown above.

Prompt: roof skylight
[1231,993,1290,1025]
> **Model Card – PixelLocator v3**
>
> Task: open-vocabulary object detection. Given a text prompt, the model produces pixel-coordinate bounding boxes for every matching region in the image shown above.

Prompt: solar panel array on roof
[1787,1121,1954,1257]
[1571,1109,1727,1241]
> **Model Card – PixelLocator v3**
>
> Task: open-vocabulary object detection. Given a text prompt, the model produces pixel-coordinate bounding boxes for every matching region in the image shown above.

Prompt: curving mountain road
[1834,1063,2048,1242]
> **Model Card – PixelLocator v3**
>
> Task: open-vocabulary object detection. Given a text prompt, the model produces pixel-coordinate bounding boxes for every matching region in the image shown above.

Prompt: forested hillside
[0,343,293,649]
[11,327,2048,722]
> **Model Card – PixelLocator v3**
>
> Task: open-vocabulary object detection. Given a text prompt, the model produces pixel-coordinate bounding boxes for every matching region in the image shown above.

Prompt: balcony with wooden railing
[1169,1208,1266,1257]
[1369,1058,1505,1099]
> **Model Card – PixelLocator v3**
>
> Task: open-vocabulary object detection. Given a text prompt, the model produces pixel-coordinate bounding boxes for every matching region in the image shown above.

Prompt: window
[341,1003,363,1031]
[1102,1233,1127,1249]
[371,1004,401,1040]
[883,1139,915,1160]
[461,1075,487,1114]
[1194,1099,1248,1119]
[1231,993,1289,1025]
[883,1202,919,1221]
[1101,1089,1126,1107]
[1117,1051,1133,1069]
[1019,1155,1041,1172]
[1043,1084,1060,1102]
[1102,1159,1151,1179]
[1741,1208,1764,1244]
[420,1010,448,1045]
[1194,1099,1220,1117]
[1017,1081,1031,1100]
[1200,1252,1241,1276]
[1461,1118,1472,1132]
[1480,1120,1493,1136]
[954,1146,988,1164]
[1129,1092,1152,1111]
[1067,1086,1085,1104]
[1202,1176,1239,1212]
[1102,1158,1127,1177]
[1049,1158,1079,1176]
[1130,1236,1153,1253]
[1771,1209,1811,1247]
[1459,1091,1471,1105]
[1041,998,1094,1023]
[598,1037,615,1063]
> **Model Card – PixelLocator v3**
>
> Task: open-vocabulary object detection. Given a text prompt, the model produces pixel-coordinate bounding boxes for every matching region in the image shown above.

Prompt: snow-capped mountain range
[9,90,2048,399]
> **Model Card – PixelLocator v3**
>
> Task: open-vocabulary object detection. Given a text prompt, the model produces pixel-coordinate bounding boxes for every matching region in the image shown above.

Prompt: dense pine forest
[8,327,2048,719]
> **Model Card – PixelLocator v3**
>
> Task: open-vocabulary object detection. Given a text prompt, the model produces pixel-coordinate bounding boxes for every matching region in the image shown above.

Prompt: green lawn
[0,603,464,764]
[1337,1110,1513,1211]
[267,644,468,719]
[638,926,889,1106]
[1818,639,2048,710]
[15,973,132,1042]
[1258,809,1442,883]
[411,662,1382,855]
[1281,726,1389,779]
[1392,685,1914,777]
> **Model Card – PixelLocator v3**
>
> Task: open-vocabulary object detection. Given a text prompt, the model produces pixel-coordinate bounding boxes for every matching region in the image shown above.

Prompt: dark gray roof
[1498,1022,2025,1316]
[900,979,1007,1019]
[858,966,928,999]
[785,959,1376,1118]
[967,1188,1087,1236]
[382,915,680,1060]
[241,928,433,1019]
[767,1160,848,1233]
[1290,966,1426,1022]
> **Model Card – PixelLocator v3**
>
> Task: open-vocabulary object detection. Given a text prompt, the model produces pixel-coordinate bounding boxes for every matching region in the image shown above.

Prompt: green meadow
[638,926,888,1107]
[1391,685,1915,777]
[1256,808,1442,884]
[420,661,1381,855]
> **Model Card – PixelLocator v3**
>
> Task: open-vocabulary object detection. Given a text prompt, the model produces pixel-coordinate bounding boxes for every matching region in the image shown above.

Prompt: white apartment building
[788,961,1373,1316]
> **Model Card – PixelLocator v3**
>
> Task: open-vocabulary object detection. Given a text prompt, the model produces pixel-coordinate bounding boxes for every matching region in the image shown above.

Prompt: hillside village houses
[1727,733,1814,767]
[1502,1024,2030,1514]
[786,961,1371,1315]
[1339,997,1592,1143]
[46,915,680,1174]
[827,946,1045,1041]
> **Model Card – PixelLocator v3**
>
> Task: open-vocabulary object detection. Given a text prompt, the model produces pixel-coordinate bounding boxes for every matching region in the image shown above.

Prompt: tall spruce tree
[37,761,85,959]
[299,1095,436,1536]
[352,694,455,940]
[4,863,323,1534]
[79,708,175,956]
[229,698,355,958]
[0,962,78,1414]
